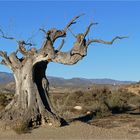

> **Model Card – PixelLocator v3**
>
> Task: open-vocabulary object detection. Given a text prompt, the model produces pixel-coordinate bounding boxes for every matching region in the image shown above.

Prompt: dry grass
[50,85,140,121]
[0,93,13,110]
[12,120,30,134]
[0,83,140,126]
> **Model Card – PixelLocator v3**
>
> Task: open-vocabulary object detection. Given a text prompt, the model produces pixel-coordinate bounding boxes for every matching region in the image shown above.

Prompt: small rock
[86,111,91,114]
[73,106,82,110]
[48,123,53,126]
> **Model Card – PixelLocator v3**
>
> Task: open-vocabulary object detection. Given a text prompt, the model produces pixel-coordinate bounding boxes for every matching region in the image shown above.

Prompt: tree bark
[0,59,61,128]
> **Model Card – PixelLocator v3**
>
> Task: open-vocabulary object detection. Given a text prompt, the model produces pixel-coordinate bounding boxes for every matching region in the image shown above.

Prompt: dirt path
[0,116,140,140]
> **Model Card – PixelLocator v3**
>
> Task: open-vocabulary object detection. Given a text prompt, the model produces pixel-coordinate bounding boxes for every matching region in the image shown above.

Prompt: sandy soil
[0,115,140,140]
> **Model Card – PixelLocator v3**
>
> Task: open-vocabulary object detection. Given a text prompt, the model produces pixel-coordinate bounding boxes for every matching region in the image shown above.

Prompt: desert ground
[0,82,140,140]
[0,115,140,140]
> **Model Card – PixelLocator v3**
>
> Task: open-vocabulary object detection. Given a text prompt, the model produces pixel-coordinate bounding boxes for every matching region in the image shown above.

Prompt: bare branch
[26,38,37,49]
[87,36,128,46]
[39,28,47,34]
[64,13,85,32]
[0,59,7,65]
[0,28,35,56]
[52,22,98,63]
[24,42,34,46]
[0,51,7,58]
[8,52,22,68]
[78,22,98,47]
[42,14,84,43]
[52,51,85,65]
[83,22,98,39]
[51,35,127,66]
[17,41,28,56]
[26,30,39,44]
[40,14,84,48]
[0,51,13,69]
[68,28,76,38]
[16,40,35,56]
[56,39,65,52]
[0,29,16,41]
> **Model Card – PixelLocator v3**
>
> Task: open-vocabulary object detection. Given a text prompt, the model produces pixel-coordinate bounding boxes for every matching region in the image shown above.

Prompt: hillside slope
[0,72,135,86]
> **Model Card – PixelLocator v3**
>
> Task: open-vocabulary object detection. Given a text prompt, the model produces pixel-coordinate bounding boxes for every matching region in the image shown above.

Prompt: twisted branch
[0,15,127,67]
[39,28,47,35]
[0,59,7,65]
[0,29,16,41]
[56,39,65,52]
[79,22,97,46]
[83,22,98,38]
[64,13,85,32]
[87,36,128,46]
[0,28,35,57]
[40,14,85,52]
[68,28,76,38]
[0,51,13,68]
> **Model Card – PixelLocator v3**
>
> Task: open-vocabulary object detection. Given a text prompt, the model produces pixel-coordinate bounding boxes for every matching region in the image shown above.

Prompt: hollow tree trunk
[0,59,61,128]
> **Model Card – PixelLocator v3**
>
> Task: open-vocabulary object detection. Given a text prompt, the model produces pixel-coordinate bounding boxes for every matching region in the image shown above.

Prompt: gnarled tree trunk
[1,59,61,128]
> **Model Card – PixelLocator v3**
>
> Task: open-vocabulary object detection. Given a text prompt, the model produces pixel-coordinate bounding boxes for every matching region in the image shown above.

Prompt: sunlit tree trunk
[1,59,60,127]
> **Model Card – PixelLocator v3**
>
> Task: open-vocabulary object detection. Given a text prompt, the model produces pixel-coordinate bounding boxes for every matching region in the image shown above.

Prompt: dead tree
[0,15,126,129]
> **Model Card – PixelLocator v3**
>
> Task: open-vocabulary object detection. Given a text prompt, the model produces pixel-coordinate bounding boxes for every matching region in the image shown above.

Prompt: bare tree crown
[0,14,127,69]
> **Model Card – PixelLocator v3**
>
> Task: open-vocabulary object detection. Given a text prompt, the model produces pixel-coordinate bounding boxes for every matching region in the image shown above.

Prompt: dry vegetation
[0,93,13,110]
[50,84,140,122]
[124,82,140,96]
[0,83,140,133]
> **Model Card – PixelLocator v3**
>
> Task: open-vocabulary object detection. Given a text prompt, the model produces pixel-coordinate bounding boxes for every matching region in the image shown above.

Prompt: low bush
[51,85,139,121]
[12,120,30,134]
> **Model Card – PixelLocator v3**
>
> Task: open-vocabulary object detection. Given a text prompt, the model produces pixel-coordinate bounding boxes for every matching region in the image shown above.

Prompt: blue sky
[0,1,140,81]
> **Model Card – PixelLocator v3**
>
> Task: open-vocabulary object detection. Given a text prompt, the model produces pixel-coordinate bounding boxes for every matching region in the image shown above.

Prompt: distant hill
[48,77,135,86]
[0,72,135,86]
[0,72,14,84]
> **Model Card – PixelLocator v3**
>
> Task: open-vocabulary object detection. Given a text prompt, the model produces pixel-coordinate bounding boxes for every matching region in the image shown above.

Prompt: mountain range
[0,71,135,87]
